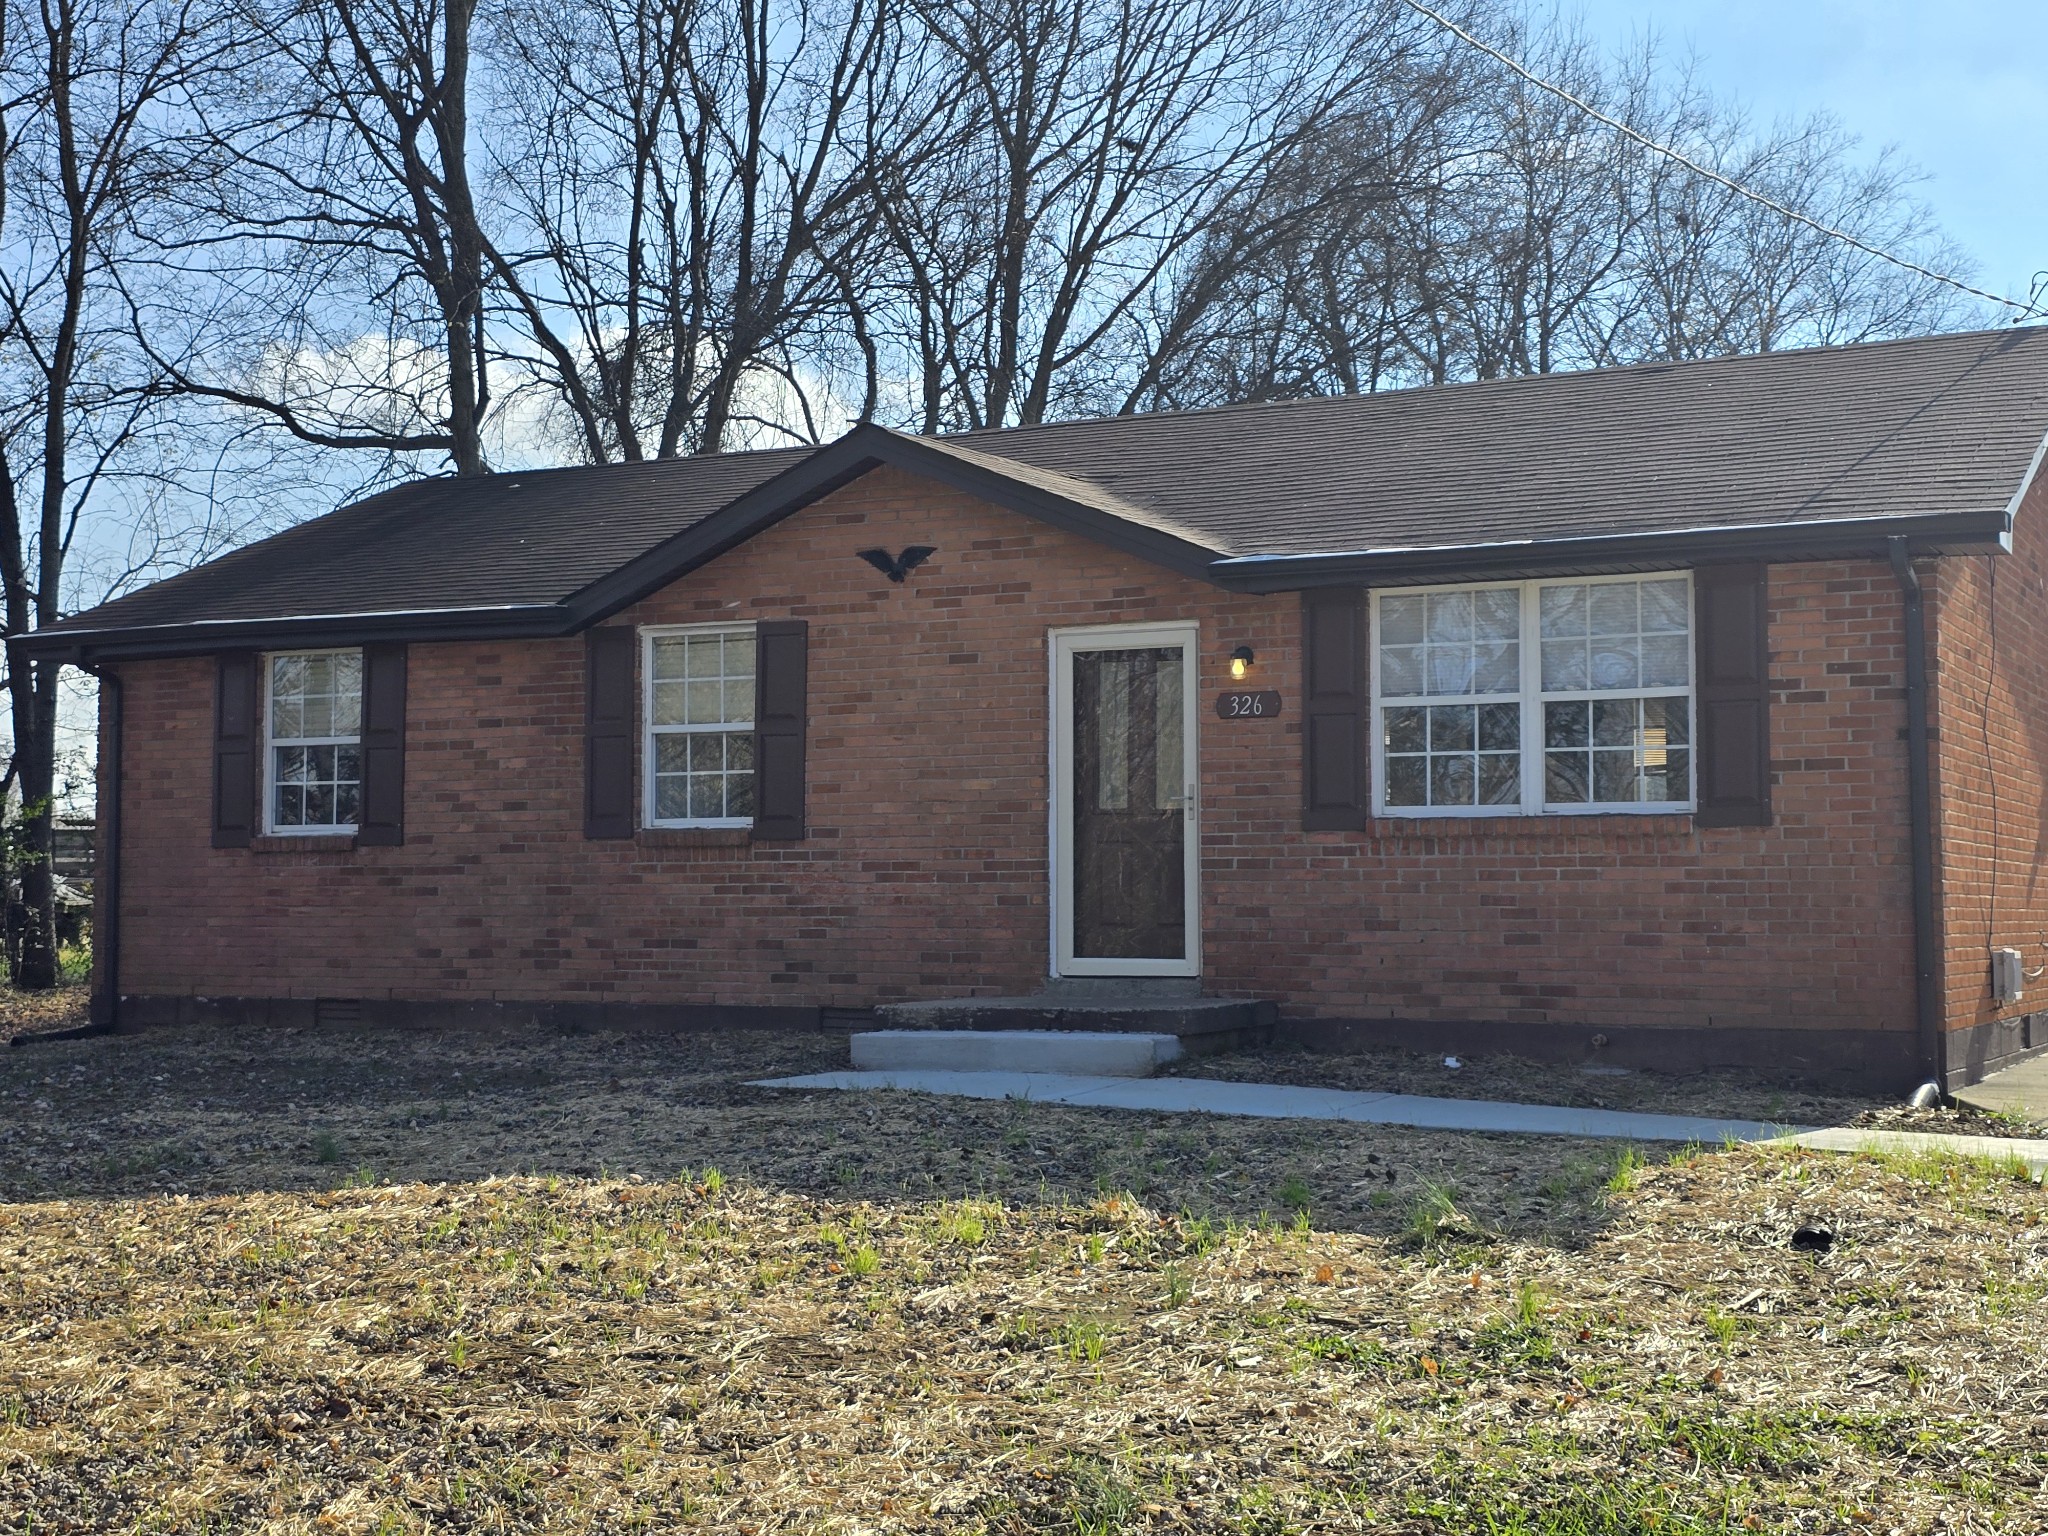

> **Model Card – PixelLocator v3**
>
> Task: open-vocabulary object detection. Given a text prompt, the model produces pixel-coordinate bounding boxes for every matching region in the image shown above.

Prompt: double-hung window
[644,625,755,827]
[266,650,363,833]
[1373,573,1693,816]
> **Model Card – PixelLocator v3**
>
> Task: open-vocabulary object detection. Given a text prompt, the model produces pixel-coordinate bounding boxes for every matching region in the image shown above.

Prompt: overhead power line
[1393,0,2048,323]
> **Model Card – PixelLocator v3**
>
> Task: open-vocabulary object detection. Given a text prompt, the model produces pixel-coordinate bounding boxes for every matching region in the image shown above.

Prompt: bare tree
[486,0,923,460]
[869,0,1390,431]
[137,0,499,475]
[0,0,226,986]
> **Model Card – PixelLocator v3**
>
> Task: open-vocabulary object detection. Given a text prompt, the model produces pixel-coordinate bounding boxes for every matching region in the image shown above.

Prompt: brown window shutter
[212,651,260,848]
[1301,588,1368,831]
[584,627,637,839]
[357,643,407,845]
[752,619,808,841]
[1693,563,1772,827]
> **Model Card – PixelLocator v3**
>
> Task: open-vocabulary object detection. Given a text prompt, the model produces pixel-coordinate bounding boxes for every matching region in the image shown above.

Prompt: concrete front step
[873,994,1274,1054]
[850,1029,1183,1077]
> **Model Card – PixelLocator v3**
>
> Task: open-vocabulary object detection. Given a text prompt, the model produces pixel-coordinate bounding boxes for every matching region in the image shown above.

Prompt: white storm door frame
[1048,621,1202,979]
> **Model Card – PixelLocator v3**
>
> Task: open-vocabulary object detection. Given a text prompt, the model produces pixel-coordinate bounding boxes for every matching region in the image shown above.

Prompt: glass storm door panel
[1054,626,1199,976]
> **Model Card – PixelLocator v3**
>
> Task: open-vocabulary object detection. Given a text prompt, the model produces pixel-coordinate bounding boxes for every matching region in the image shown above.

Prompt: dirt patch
[1165,1037,1886,1125]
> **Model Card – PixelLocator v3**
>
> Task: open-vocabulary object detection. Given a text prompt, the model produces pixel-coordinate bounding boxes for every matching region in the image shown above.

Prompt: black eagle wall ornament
[857,545,936,583]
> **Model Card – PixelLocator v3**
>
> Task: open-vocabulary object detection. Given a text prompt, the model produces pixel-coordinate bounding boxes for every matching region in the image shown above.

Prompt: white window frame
[1370,572,1695,819]
[642,622,757,830]
[263,646,364,837]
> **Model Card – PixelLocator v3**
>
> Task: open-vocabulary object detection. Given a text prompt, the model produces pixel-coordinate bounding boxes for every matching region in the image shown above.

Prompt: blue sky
[1570,0,2046,314]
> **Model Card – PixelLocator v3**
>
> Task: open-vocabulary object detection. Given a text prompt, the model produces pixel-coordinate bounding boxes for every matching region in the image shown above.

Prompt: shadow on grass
[0,1015,1693,1247]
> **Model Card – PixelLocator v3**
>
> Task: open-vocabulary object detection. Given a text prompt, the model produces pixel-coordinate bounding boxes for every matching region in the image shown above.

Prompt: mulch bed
[1,990,2043,1531]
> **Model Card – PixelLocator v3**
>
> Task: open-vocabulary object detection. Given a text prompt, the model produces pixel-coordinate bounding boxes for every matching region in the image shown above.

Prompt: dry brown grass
[1,1150,2045,1534]
[1,999,2044,1532]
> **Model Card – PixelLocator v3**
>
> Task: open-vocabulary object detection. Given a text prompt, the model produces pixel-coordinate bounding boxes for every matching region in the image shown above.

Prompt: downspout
[9,656,119,1047]
[1887,537,1945,1090]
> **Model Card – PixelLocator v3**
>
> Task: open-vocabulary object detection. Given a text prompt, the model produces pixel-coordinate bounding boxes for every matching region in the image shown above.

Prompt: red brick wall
[100,466,1920,1042]
[1929,473,2048,1046]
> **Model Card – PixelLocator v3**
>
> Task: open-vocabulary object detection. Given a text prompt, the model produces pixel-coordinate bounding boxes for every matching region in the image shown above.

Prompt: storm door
[1051,624,1200,977]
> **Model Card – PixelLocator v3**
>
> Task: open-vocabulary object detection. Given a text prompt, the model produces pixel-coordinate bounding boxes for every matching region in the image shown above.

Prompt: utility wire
[1394,0,2048,322]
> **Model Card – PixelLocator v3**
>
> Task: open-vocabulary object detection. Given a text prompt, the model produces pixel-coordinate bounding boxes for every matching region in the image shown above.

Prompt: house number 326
[1214,690,1283,720]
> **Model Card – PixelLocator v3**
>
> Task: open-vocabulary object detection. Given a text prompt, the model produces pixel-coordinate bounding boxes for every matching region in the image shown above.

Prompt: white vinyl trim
[262,646,363,837]
[641,622,757,830]
[1370,572,1696,819]
[1049,621,1201,978]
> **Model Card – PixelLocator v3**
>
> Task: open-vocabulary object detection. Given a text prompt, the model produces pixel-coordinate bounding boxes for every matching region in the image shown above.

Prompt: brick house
[21,327,2048,1090]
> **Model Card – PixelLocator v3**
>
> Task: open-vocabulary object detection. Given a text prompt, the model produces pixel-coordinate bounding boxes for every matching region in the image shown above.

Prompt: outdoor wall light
[1229,645,1256,681]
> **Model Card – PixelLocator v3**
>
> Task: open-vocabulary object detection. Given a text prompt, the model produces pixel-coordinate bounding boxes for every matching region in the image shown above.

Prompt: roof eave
[1208,508,2014,593]
[10,603,576,665]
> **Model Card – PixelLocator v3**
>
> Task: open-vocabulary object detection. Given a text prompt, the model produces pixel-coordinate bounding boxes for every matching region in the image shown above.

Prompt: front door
[1052,624,1200,977]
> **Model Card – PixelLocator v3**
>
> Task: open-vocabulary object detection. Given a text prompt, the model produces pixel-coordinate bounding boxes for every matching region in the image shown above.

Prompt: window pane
[1544,701,1588,748]
[654,775,689,820]
[655,735,690,774]
[652,637,686,682]
[685,637,720,677]
[1593,698,1638,747]
[1546,751,1589,802]
[687,733,723,772]
[652,681,686,727]
[1540,584,1587,637]
[1427,647,1477,694]
[1380,645,1423,696]
[1646,748,1690,803]
[1588,584,1637,636]
[1473,588,1520,641]
[685,680,723,724]
[1427,591,1473,643]
[1540,639,1587,690]
[688,774,725,819]
[723,679,754,721]
[1641,633,1688,688]
[335,782,361,826]
[1385,755,1426,806]
[1430,754,1475,805]
[1471,642,1518,693]
[1590,639,1639,690]
[1641,579,1689,633]
[728,769,755,817]
[331,656,363,732]
[1647,696,1690,746]
[1593,749,1639,802]
[1429,705,1474,752]
[1384,707,1426,754]
[724,633,756,677]
[1478,703,1519,751]
[1479,755,1519,804]
[276,784,305,826]
[1380,595,1426,644]
[727,731,755,770]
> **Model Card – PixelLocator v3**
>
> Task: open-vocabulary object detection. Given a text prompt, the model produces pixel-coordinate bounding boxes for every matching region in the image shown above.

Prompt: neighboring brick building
[21,328,2048,1089]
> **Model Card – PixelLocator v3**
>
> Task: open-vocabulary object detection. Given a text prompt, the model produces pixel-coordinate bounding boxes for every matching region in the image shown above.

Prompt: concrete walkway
[1783,1126,2048,1178]
[1953,1052,2048,1122]
[749,1068,1807,1144]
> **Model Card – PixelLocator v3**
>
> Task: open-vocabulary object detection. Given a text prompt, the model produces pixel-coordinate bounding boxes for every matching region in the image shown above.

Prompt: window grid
[266,650,363,834]
[1372,574,1693,818]
[644,626,756,827]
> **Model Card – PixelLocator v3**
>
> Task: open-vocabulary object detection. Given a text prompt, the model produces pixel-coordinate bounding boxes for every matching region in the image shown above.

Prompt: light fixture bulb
[1228,645,1255,681]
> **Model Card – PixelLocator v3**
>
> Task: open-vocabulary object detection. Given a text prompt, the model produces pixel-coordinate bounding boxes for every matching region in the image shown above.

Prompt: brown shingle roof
[29,325,2048,656]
